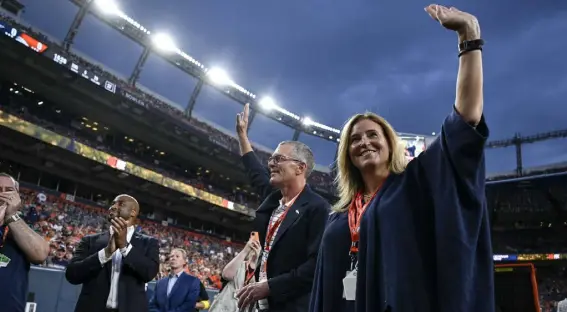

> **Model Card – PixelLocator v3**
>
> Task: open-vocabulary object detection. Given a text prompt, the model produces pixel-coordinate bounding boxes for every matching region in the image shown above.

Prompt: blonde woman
[209,234,261,312]
[310,5,493,312]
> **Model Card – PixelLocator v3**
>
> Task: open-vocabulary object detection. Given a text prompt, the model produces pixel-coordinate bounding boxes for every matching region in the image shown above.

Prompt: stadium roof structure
[61,0,567,177]
[63,0,433,147]
[3,0,567,179]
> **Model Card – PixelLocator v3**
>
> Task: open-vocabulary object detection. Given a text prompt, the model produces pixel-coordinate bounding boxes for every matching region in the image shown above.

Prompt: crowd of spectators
[19,186,241,289]
[19,170,567,293]
[0,98,262,207]
[488,173,567,254]
[0,12,335,196]
[486,173,567,310]
[538,265,567,311]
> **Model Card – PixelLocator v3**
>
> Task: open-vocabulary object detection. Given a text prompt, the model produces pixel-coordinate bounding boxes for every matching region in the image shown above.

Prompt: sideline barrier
[28,266,219,312]
[494,263,540,312]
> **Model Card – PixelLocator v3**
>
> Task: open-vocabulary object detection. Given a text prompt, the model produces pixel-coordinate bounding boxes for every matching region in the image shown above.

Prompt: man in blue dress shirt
[149,248,202,312]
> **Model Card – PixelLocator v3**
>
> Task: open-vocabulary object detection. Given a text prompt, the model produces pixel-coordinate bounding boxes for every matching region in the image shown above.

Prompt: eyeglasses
[268,154,304,165]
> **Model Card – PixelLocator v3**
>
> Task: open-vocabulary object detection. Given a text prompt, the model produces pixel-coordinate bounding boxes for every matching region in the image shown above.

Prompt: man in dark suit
[65,194,159,312]
[149,248,202,312]
[235,104,330,312]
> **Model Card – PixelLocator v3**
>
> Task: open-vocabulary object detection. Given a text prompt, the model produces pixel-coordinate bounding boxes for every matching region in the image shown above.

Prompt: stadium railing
[28,266,219,312]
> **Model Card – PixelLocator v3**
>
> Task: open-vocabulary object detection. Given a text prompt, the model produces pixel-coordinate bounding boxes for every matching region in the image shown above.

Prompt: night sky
[20,0,567,174]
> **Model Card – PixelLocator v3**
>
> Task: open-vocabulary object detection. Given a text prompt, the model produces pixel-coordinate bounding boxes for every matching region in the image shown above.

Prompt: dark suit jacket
[65,231,160,312]
[149,272,201,312]
[242,151,330,312]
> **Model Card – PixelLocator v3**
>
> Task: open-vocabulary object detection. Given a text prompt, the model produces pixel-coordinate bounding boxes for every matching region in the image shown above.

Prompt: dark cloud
[22,0,567,170]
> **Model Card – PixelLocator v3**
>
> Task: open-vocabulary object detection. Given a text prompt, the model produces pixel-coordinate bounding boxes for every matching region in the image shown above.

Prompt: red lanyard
[348,192,376,254]
[264,208,289,253]
[244,266,255,285]
[261,191,302,273]
[348,177,387,254]
[264,192,301,252]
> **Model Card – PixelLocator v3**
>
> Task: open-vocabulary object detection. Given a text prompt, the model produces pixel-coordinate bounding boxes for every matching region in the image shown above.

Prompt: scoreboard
[0,20,117,94]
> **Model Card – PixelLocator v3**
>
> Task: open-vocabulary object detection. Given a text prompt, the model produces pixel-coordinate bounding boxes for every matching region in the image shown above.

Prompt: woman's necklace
[363,193,373,203]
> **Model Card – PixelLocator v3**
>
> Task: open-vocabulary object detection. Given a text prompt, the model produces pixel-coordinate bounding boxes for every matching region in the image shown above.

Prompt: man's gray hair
[0,172,19,191]
[278,141,315,178]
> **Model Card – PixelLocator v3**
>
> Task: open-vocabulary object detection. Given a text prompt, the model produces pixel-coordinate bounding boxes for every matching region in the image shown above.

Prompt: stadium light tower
[186,67,235,118]
[247,107,256,131]
[292,116,312,141]
[93,0,120,15]
[207,67,231,86]
[292,129,301,141]
[246,96,278,131]
[259,97,276,111]
[130,33,177,85]
[63,0,94,51]
[129,47,150,86]
[152,33,177,52]
[184,79,204,118]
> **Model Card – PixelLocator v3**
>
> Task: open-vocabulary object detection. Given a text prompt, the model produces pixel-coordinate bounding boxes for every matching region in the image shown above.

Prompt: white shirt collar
[109,225,136,243]
[170,270,184,278]
[278,191,302,208]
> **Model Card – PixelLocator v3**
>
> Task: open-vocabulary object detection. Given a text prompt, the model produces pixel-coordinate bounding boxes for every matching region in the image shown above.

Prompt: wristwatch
[4,213,21,226]
[458,39,484,57]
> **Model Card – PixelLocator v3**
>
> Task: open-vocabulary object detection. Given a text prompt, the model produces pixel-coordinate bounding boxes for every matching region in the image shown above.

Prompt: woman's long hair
[332,113,408,213]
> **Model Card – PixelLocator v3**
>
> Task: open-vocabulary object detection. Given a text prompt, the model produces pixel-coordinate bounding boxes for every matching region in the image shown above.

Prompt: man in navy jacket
[235,104,330,312]
[150,248,201,312]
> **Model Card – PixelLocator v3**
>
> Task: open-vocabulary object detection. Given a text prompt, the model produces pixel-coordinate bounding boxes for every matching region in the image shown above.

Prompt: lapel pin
[295,210,299,214]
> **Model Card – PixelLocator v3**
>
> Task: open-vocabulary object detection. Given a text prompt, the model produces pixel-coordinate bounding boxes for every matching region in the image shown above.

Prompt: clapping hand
[104,231,117,258]
[0,201,6,225]
[110,217,129,249]
[425,4,480,40]
[0,191,22,221]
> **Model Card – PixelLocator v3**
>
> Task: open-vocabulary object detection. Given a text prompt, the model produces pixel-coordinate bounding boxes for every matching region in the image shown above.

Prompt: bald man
[65,194,159,312]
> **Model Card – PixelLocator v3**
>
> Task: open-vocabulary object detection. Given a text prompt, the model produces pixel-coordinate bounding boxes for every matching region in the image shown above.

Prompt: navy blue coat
[355,109,494,312]
[149,272,201,312]
[309,212,355,312]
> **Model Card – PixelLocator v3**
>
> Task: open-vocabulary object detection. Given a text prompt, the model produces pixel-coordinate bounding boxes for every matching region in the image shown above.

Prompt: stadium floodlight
[259,97,276,110]
[303,117,313,126]
[94,0,120,15]
[152,33,177,52]
[207,67,231,86]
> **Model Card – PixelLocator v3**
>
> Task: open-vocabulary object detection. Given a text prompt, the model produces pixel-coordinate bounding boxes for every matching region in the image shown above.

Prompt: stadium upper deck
[0,3,434,169]
[1,2,566,210]
[0,9,434,193]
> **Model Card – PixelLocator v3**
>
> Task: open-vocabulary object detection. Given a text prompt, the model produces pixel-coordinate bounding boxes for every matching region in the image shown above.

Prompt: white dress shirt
[97,226,135,309]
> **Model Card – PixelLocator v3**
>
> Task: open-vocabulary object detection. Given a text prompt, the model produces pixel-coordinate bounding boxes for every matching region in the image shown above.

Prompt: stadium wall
[28,266,219,312]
